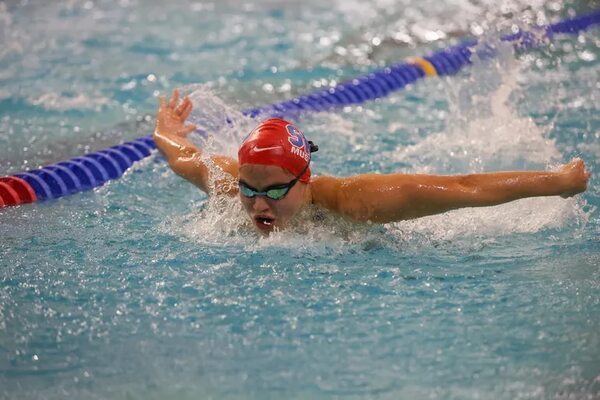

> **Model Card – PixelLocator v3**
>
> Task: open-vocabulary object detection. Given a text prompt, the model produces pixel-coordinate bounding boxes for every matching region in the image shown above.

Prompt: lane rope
[2,10,599,208]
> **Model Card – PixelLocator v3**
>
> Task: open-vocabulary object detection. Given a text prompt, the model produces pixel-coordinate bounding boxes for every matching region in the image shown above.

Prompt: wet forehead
[238,164,295,188]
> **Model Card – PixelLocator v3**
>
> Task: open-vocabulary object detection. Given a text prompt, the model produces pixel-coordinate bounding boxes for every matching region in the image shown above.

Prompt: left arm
[311,159,590,223]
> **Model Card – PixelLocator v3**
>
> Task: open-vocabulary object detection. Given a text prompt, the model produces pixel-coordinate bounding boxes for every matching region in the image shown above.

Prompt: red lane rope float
[0,177,37,207]
[1,10,599,208]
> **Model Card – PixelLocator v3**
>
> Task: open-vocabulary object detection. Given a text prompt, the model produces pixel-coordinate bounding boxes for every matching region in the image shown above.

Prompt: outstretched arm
[153,89,239,195]
[311,159,591,223]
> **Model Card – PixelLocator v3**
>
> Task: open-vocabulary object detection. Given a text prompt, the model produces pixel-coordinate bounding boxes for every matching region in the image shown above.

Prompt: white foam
[28,92,112,111]
[388,196,589,245]
[164,195,253,247]
[164,193,375,255]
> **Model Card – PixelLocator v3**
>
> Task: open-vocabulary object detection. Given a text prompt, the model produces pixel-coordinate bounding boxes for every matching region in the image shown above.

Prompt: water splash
[389,55,560,173]
[381,46,590,244]
[164,191,378,256]
[182,84,259,157]
[389,196,586,245]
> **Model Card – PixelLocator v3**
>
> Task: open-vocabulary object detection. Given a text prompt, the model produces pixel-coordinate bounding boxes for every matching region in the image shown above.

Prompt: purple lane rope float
[1,10,599,208]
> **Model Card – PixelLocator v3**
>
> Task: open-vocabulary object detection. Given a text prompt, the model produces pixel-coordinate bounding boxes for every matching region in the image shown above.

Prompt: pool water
[1,1,599,399]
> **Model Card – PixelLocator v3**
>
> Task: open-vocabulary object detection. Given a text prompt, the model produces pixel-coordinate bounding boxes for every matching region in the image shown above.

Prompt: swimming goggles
[239,141,318,200]
[239,178,301,200]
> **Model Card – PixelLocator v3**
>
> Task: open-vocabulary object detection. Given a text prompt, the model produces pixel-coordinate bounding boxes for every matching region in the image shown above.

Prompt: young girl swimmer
[154,90,590,235]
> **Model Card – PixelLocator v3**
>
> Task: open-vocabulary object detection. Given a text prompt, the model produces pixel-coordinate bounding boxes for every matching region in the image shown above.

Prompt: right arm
[153,89,239,195]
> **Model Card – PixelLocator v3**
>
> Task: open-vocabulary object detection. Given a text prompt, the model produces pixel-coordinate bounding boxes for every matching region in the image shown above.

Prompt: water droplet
[262,83,274,93]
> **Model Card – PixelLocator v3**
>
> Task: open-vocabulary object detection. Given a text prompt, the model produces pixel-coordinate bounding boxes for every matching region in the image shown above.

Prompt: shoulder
[308,173,402,223]
[309,174,379,198]
[308,175,344,212]
[309,175,342,189]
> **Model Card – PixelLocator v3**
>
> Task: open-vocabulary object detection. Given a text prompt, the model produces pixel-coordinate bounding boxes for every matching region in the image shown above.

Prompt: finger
[159,95,166,109]
[169,89,180,108]
[179,97,191,112]
[175,100,187,115]
[180,124,197,135]
[180,102,193,121]
[175,99,192,118]
[183,98,193,112]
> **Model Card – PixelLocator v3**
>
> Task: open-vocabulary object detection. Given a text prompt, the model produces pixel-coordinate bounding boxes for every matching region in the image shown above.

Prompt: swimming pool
[1,0,599,399]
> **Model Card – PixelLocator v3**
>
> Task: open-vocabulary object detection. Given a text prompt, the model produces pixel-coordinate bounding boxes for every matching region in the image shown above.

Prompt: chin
[253,218,276,235]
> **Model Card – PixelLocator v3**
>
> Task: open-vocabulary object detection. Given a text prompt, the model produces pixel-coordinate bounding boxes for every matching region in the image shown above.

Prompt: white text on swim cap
[291,145,309,162]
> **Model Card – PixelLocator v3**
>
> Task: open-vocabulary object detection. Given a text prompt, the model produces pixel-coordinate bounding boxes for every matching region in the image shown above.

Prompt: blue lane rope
[2,10,599,207]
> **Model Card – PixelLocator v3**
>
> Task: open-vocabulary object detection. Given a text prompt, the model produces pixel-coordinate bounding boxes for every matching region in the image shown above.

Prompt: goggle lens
[239,184,255,198]
[239,183,291,200]
[265,187,289,200]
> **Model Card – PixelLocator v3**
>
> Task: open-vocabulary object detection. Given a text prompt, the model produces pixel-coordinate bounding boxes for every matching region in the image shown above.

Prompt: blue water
[1,1,600,399]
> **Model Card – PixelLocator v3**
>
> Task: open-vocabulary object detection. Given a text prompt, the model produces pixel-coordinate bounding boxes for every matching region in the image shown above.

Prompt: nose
[252,195,271,213]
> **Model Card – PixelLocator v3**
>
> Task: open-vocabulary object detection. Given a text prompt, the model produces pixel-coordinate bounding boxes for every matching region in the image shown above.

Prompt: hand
[155,89,197,137]
[559,158,591,198]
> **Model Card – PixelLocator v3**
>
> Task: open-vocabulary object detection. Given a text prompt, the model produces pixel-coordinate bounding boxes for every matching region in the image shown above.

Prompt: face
[238,164,309,235]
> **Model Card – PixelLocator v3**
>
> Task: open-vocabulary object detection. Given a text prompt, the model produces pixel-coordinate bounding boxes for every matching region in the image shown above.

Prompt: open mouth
[254,215,275,231]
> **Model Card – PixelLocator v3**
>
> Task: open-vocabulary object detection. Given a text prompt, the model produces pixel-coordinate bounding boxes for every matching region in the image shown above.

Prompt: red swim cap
[238,118,313,183]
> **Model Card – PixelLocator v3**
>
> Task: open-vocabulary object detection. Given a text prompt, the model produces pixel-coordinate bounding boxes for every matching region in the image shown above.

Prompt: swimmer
[154,89,591,235]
